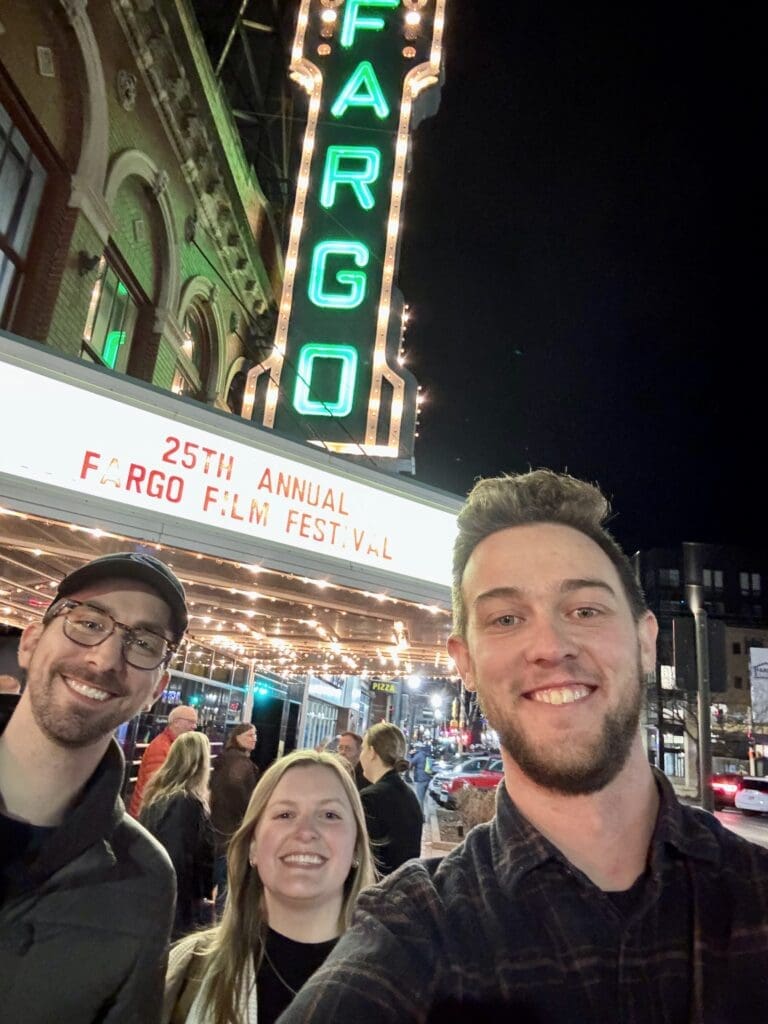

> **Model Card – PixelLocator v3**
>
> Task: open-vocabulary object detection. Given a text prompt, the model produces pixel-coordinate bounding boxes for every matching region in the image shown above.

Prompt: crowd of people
[1,470,767,1022]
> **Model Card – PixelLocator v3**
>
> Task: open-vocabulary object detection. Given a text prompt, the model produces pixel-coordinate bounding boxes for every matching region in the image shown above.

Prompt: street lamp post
[686,581,714,812]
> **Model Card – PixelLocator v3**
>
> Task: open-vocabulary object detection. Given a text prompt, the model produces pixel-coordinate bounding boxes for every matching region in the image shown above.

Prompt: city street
[717,808,768,850]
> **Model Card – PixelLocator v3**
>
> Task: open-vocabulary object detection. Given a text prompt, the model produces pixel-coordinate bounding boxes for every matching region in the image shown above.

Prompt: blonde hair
[191,750,377,1024]
[364,722,410,773]
[142,731,211,813]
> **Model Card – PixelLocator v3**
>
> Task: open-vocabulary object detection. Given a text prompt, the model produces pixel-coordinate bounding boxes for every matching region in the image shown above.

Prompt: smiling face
[249,763,358,922]
[447,523,658,795]
[17,579,172,750]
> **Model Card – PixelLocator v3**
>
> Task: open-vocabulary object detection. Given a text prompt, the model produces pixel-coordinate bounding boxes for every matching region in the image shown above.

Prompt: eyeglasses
[45,599,177,671]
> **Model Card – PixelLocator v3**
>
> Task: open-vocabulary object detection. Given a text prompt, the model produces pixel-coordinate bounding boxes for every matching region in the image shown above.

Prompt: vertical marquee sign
[243,0,447,465]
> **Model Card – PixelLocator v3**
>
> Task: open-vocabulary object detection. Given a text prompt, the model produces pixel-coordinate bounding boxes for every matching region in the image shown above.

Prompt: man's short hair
[339,731,363,748]
[452,469,647,637]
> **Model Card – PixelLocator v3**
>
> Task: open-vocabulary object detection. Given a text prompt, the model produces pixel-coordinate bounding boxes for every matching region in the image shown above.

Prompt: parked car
[734,777,768,816]
[427,756,491,804]
[709,772,743,810]
[436,758,504,810]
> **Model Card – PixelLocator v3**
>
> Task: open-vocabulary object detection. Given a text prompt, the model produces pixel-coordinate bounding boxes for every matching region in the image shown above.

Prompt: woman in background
[210,723,259,913]
[360,722,423,875]
[163,749,376,1024]
[140,730,214,939]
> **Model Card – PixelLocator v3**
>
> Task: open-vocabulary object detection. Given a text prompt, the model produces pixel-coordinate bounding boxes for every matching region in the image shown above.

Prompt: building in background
[635,543,768,792]
[0,0,460,795]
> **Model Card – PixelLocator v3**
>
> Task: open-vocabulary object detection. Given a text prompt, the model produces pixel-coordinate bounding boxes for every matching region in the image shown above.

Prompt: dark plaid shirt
[278,771,768,1024]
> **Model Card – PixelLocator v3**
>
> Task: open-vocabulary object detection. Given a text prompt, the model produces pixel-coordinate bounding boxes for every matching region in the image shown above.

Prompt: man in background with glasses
[0,551,189,1024]
[129,701,198,817]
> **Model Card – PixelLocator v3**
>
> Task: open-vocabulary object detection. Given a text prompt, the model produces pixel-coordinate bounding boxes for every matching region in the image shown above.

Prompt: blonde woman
[140,730,214,939]
[360,722,423,875]
[163,749,376,1024]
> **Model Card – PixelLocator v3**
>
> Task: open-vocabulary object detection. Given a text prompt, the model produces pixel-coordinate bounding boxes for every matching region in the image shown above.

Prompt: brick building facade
[0,0,280,412]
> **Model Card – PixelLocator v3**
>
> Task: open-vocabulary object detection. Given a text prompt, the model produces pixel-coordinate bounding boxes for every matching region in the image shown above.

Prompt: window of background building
[732,641,742,654]
[659,568,680,587]
[81,255,138,372]
[0,103,46,324]
[740,572,762,596]
[703,569,723,591]
[734,676,743,689]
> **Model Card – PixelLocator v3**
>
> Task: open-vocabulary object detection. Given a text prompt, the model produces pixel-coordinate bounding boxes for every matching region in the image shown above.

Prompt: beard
[477,649,645,796]
[27,656,130,749]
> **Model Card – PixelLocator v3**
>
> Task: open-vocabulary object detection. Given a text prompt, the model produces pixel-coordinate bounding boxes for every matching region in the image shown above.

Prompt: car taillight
[712,782,739,795]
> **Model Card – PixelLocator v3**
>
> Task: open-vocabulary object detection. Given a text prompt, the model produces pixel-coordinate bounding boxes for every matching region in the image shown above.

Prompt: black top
[256,927,337,1024]
[141,793,213,938]
[360,769,423,876]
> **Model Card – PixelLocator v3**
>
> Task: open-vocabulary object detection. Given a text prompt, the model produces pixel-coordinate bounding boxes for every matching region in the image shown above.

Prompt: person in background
[337,731,366,791]
[130,703,199,816]
[359,722,423,876]
[162,749,376,1024]
[408,743,432,819]
[0,551,187,1023]
[141,730,214,940]
[278,470,768,1022]
[210,722,259,914]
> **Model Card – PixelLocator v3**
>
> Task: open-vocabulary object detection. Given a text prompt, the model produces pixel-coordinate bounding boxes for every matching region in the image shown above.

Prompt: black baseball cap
[53,552,188,640]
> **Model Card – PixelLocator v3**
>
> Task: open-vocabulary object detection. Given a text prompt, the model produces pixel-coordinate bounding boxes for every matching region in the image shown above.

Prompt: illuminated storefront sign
[243,0,447,463]
[0,357,457,588]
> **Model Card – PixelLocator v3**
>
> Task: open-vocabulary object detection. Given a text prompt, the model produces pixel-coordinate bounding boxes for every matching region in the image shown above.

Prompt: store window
[81,256,138,372]
[0,103,47,324]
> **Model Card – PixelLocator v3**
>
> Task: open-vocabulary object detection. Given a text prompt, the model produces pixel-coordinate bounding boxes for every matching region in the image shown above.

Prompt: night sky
[397,4,763,556]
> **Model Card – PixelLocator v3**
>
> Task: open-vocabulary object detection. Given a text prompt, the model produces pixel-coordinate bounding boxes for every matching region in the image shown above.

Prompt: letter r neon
[320,146,381,211]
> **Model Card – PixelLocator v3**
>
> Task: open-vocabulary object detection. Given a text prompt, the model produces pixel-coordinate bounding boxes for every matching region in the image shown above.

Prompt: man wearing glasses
[0,552,188,1024]
[129,702,198,817]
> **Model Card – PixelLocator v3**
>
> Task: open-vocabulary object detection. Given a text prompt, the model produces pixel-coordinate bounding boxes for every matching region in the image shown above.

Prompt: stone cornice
[110,0,278,313]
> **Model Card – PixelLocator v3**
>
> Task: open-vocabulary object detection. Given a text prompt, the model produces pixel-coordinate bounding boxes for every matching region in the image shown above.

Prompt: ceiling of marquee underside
[0,508,456,680]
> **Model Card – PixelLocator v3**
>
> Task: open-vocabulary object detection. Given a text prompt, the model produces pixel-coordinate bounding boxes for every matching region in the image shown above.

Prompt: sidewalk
[421,800,462,858]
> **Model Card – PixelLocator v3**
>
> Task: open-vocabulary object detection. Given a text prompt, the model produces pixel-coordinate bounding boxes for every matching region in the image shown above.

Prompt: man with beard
[0,552,188,1023]
[278,470,768,1024]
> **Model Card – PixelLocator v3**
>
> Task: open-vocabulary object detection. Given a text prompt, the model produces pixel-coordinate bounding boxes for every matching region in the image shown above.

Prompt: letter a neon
[308,241,370,309]
[331,61,390,120]
[320,146,381,210]
[340,0,399,49]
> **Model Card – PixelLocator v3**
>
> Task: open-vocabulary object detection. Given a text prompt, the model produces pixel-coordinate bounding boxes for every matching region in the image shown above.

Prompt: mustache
[53,658,125,696]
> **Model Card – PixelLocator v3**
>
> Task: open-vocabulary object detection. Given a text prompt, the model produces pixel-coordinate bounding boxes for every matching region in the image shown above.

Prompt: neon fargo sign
[244,0,447,465]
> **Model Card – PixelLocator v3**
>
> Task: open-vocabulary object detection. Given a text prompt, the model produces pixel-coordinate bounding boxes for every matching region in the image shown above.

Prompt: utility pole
[684,570,714,811]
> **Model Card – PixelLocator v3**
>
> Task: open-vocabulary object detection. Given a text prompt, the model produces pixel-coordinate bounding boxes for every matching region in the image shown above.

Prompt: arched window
[0,102,47,325]
[173,301,212,398]
[81,253,143,372]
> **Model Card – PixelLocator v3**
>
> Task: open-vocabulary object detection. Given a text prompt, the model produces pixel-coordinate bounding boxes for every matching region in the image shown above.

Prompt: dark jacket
[0,695,176,1024]
[210,748,259,855]
[141,793,213,939]
[354,760,367,792]
[360,769,423,876]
